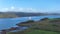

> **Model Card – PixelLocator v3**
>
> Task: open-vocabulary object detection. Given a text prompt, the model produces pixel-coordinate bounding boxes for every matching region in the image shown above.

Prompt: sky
[0,0,60,13]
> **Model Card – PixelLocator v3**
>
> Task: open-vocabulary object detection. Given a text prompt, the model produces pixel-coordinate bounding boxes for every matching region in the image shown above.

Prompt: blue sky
[0,0,60,13]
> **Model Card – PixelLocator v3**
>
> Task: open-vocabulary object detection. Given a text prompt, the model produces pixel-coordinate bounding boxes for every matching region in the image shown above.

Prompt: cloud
[0,6,15,11]
[26,8,40,12]
[11,6,15,10]
[19,8,24,11]
[0,7,40,13]
[4,8,8,11]
[19,8,39,12]
[0,8,9,11]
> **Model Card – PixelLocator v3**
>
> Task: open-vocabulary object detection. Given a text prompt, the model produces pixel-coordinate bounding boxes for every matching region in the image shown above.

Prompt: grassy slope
[7,18,60,34]
[7,29,60,34]
[26,30,60,34]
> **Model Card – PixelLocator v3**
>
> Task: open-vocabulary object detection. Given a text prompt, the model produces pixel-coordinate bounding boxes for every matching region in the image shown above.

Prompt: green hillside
[26,30,60,34]
[0,13,18,18]
[7,28,60,34]
[7,18,60,34]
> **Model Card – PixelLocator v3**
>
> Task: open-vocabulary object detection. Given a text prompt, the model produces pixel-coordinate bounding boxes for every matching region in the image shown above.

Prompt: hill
[0,12,45,18]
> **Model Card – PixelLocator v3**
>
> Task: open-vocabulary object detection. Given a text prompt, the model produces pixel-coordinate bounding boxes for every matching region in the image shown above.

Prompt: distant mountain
[0,11,60,18]
[3,12,46,17]
[0,12,45,18]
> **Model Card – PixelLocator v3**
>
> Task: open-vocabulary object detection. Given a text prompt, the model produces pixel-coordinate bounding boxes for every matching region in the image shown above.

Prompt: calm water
[0,15,60,30]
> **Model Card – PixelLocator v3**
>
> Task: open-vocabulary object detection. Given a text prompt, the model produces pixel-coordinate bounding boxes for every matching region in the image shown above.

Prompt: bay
[0,15,60,30]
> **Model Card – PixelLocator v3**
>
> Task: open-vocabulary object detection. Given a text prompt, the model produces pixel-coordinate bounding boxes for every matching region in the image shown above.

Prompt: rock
[9,27,17,31]
[40,18,49,21]
[1,30,7,34]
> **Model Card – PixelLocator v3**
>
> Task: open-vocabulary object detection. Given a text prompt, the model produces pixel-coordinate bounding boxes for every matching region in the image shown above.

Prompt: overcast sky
[0,0,60,13]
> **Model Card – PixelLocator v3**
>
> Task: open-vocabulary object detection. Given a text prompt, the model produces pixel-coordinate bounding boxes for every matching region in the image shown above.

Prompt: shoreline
[0,18,60,34]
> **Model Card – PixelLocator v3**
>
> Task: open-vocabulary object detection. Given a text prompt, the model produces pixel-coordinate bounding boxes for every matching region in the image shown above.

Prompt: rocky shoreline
[0,20,34,34]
